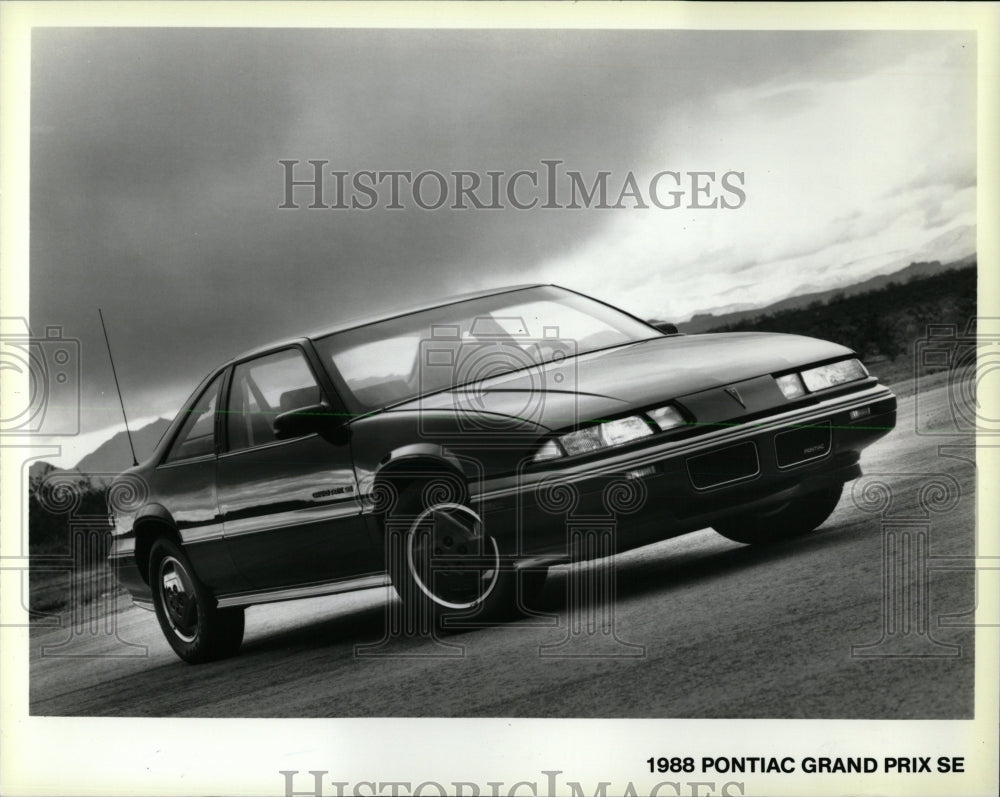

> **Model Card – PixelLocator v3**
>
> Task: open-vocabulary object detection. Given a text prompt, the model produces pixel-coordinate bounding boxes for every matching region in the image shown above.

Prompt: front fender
[379,442,466,474]
[364,444,471,509]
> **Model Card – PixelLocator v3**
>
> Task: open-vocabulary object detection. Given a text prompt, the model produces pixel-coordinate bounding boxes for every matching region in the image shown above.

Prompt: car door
[216,345,378,591]
[154,370,249,595]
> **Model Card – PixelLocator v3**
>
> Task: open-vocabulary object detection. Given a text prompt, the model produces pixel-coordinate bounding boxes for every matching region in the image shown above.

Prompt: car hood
[389,332,854,431]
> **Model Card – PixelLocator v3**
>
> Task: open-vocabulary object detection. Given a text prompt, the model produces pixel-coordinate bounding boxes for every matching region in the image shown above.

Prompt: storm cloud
[28,28,975,447]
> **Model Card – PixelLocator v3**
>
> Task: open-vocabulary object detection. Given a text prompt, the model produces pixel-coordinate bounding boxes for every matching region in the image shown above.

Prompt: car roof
[225,283,550,365]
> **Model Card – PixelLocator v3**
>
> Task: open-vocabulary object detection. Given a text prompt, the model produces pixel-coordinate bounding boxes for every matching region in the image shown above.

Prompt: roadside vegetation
[707,264,976,387]
[27,467,116,619]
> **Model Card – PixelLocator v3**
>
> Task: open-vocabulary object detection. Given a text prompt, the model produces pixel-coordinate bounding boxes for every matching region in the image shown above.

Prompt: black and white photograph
[1,2,997,796]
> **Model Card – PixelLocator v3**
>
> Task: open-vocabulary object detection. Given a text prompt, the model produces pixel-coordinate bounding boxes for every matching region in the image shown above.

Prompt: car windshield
[314,286,661,411]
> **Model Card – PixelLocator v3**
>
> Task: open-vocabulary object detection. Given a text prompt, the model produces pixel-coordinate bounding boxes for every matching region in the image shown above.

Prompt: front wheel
[711,484,844,545]
[387,487,521,629]
[149,538,244,663]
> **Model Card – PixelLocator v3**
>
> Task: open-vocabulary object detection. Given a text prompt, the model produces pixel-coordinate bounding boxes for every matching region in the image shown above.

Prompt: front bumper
[472,383,897,565]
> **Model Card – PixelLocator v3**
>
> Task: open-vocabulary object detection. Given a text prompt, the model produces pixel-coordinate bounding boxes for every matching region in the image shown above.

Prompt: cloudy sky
[25,27,976,464]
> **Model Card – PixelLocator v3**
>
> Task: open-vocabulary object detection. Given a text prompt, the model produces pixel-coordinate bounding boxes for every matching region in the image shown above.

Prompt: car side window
[226,348,323,451]
[163,372,224,463]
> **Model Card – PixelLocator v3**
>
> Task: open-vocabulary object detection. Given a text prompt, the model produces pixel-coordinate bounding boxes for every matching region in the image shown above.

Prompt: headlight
[800,359,868,392]
[561,415,653,455]
[533,439,563,462]
[534,414,654,461]
[775,373,806,400]
[647,405,685,431]
[556,425,604,456]
[599,415,655,446]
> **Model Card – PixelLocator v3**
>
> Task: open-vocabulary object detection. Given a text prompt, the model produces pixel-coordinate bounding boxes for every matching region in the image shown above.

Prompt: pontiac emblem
[724,386,746,408]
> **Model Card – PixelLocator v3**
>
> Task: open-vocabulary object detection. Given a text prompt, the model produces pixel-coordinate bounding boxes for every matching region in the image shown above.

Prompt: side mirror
[273,402,340,440]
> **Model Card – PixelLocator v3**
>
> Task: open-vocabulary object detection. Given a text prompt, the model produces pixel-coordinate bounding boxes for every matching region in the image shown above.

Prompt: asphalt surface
[29,381,976,717]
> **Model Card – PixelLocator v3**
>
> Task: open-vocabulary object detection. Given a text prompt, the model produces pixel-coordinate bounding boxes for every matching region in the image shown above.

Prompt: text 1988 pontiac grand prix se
[108,285,896,663]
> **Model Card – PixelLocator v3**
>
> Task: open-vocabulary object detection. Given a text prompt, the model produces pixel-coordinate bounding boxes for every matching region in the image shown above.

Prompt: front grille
[774,422,831,468]
[687,441,760,490]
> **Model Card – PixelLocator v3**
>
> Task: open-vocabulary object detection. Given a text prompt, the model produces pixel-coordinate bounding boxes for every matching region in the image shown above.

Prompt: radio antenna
[98,309,138,467]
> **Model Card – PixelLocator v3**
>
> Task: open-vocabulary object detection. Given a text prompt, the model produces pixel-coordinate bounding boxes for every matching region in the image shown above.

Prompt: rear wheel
[711,484,844,545]
[149,538,244,663]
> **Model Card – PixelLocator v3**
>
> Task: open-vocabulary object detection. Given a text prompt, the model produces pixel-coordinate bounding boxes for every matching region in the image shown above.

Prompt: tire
[149,538,245,663]
[517,567,549,609]
[386,485,517,630]
[711,484,844,545]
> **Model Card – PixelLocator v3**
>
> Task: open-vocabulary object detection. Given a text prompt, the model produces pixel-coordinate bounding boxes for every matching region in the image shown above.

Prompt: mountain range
[670,223,975,331]
[673,252,975,334]
[29,417,172,486]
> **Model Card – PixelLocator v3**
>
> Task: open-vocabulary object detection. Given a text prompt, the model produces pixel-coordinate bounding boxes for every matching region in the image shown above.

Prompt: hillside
[678,252,975,333]
[705,263,976,389]
[73,417,172,481]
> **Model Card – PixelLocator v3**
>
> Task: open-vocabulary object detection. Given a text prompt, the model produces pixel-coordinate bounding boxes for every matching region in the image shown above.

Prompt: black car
[108,284,896,663]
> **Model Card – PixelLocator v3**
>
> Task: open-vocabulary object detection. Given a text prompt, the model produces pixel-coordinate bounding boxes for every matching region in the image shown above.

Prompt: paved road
[29,382,976,717]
